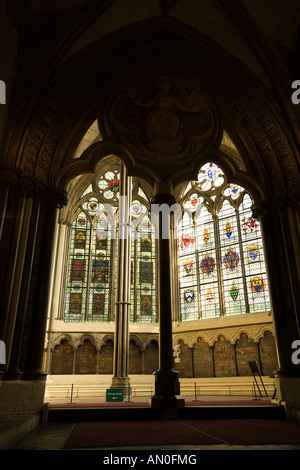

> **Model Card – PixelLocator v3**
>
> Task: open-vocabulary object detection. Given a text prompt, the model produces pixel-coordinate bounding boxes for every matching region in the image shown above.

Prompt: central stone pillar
[150,193,185,414]
[111,164,132,398]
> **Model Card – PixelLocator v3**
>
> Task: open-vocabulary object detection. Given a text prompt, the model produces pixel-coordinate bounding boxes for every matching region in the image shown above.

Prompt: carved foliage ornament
[106,76,221,164]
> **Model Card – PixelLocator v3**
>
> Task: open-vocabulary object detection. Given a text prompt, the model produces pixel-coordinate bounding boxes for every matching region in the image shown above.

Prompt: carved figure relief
[107,76,220,163]
[173,343,181,362]
[135,78,201,156]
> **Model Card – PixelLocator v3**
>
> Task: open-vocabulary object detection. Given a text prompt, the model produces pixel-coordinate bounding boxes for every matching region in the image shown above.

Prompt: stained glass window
[130,200,157,323]
[219,199,246,315]
[65,212,90,321]
[88,213,112,321]
[98,170,120,202]
[178,162,271,321]
[64,171,120,322]
[196,206,220,318]
[239,193,270,312]
[178,211,197,321]
[64,170,157,323]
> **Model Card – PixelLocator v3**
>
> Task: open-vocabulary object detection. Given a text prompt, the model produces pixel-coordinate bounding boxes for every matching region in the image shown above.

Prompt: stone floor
[6,421,300,451]
[4,396,300,452]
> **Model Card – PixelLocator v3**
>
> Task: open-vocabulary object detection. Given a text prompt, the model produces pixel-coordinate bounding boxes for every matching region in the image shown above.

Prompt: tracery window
[178,162,270,321]
[130,198,157,323]
[64,170,157,323]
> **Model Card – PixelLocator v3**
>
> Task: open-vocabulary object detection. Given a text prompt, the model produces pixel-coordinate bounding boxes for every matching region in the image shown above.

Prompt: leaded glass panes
[98,170,120,202]
[64,170,119,323]
[64,176,157,324]
[178,161,271,321]
[239,194,270,312]
[130,205,156,323]
[196,207,220,317]
[65,212,90,321]
[219,199,245,315]
[87,214,112,321]
[196,162,224,192]
[178,212,198,321]
[80,184,93,198]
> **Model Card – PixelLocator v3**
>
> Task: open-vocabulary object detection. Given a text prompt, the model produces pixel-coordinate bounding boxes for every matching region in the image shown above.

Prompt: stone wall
[48,327,278,378]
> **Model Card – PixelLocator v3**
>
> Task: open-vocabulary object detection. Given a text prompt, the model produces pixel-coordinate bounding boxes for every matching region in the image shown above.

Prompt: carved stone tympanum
[106,76,221,168]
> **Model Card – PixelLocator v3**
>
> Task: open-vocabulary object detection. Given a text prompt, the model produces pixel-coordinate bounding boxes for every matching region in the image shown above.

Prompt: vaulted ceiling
[1,0,300,201]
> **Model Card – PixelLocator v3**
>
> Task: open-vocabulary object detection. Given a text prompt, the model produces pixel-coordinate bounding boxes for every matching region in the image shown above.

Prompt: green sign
[106,388,124,402]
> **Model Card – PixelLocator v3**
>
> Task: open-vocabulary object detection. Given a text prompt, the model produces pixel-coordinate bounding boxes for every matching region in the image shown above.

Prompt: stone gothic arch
[1,12,300,421]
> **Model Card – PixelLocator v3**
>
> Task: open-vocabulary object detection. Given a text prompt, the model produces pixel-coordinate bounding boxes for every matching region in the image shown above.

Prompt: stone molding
[0,165,68,207]
[252,196,300,220]
[50,321,274,352]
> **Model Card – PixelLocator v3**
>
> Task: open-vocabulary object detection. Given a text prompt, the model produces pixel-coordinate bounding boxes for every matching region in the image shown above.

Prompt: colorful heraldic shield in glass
[203,228,210,244]
[250,276,264,293]
[183,288,195,303]
[225,221,232,238]
[190,196,198,208]
[83,198,100,216]
[98,171,120,201]
[230,283,239,301]
[223,249,240,272]
[180,234,194,249]
[241,216,259,234]
[206,288,214,303]
[108,178,120,193]
[230,184,239,196]
[183,259,193,276]
[248,243,259,263]
[200,254,215,274]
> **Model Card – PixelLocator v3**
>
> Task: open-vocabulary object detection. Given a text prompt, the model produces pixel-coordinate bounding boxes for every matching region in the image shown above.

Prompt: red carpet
[64,419,300,448]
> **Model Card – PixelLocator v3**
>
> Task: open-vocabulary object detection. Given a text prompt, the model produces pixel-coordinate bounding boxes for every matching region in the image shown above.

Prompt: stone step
[47,402,286,423]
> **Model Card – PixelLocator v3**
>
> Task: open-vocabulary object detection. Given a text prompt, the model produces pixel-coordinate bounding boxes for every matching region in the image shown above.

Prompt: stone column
[23,185,67,380]
[252,199,300,376]
[150,193,185,412]
[0,168,20,380]
[252,198,300,419]
[5,196,36,379]
[111,164,132,397]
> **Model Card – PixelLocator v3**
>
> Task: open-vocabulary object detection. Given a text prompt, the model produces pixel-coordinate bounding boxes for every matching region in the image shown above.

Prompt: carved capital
[46,185,68,209]
[0,166,21,189]
[251,200,272,220]
[30,182,68,209]
[252,195,300,220]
